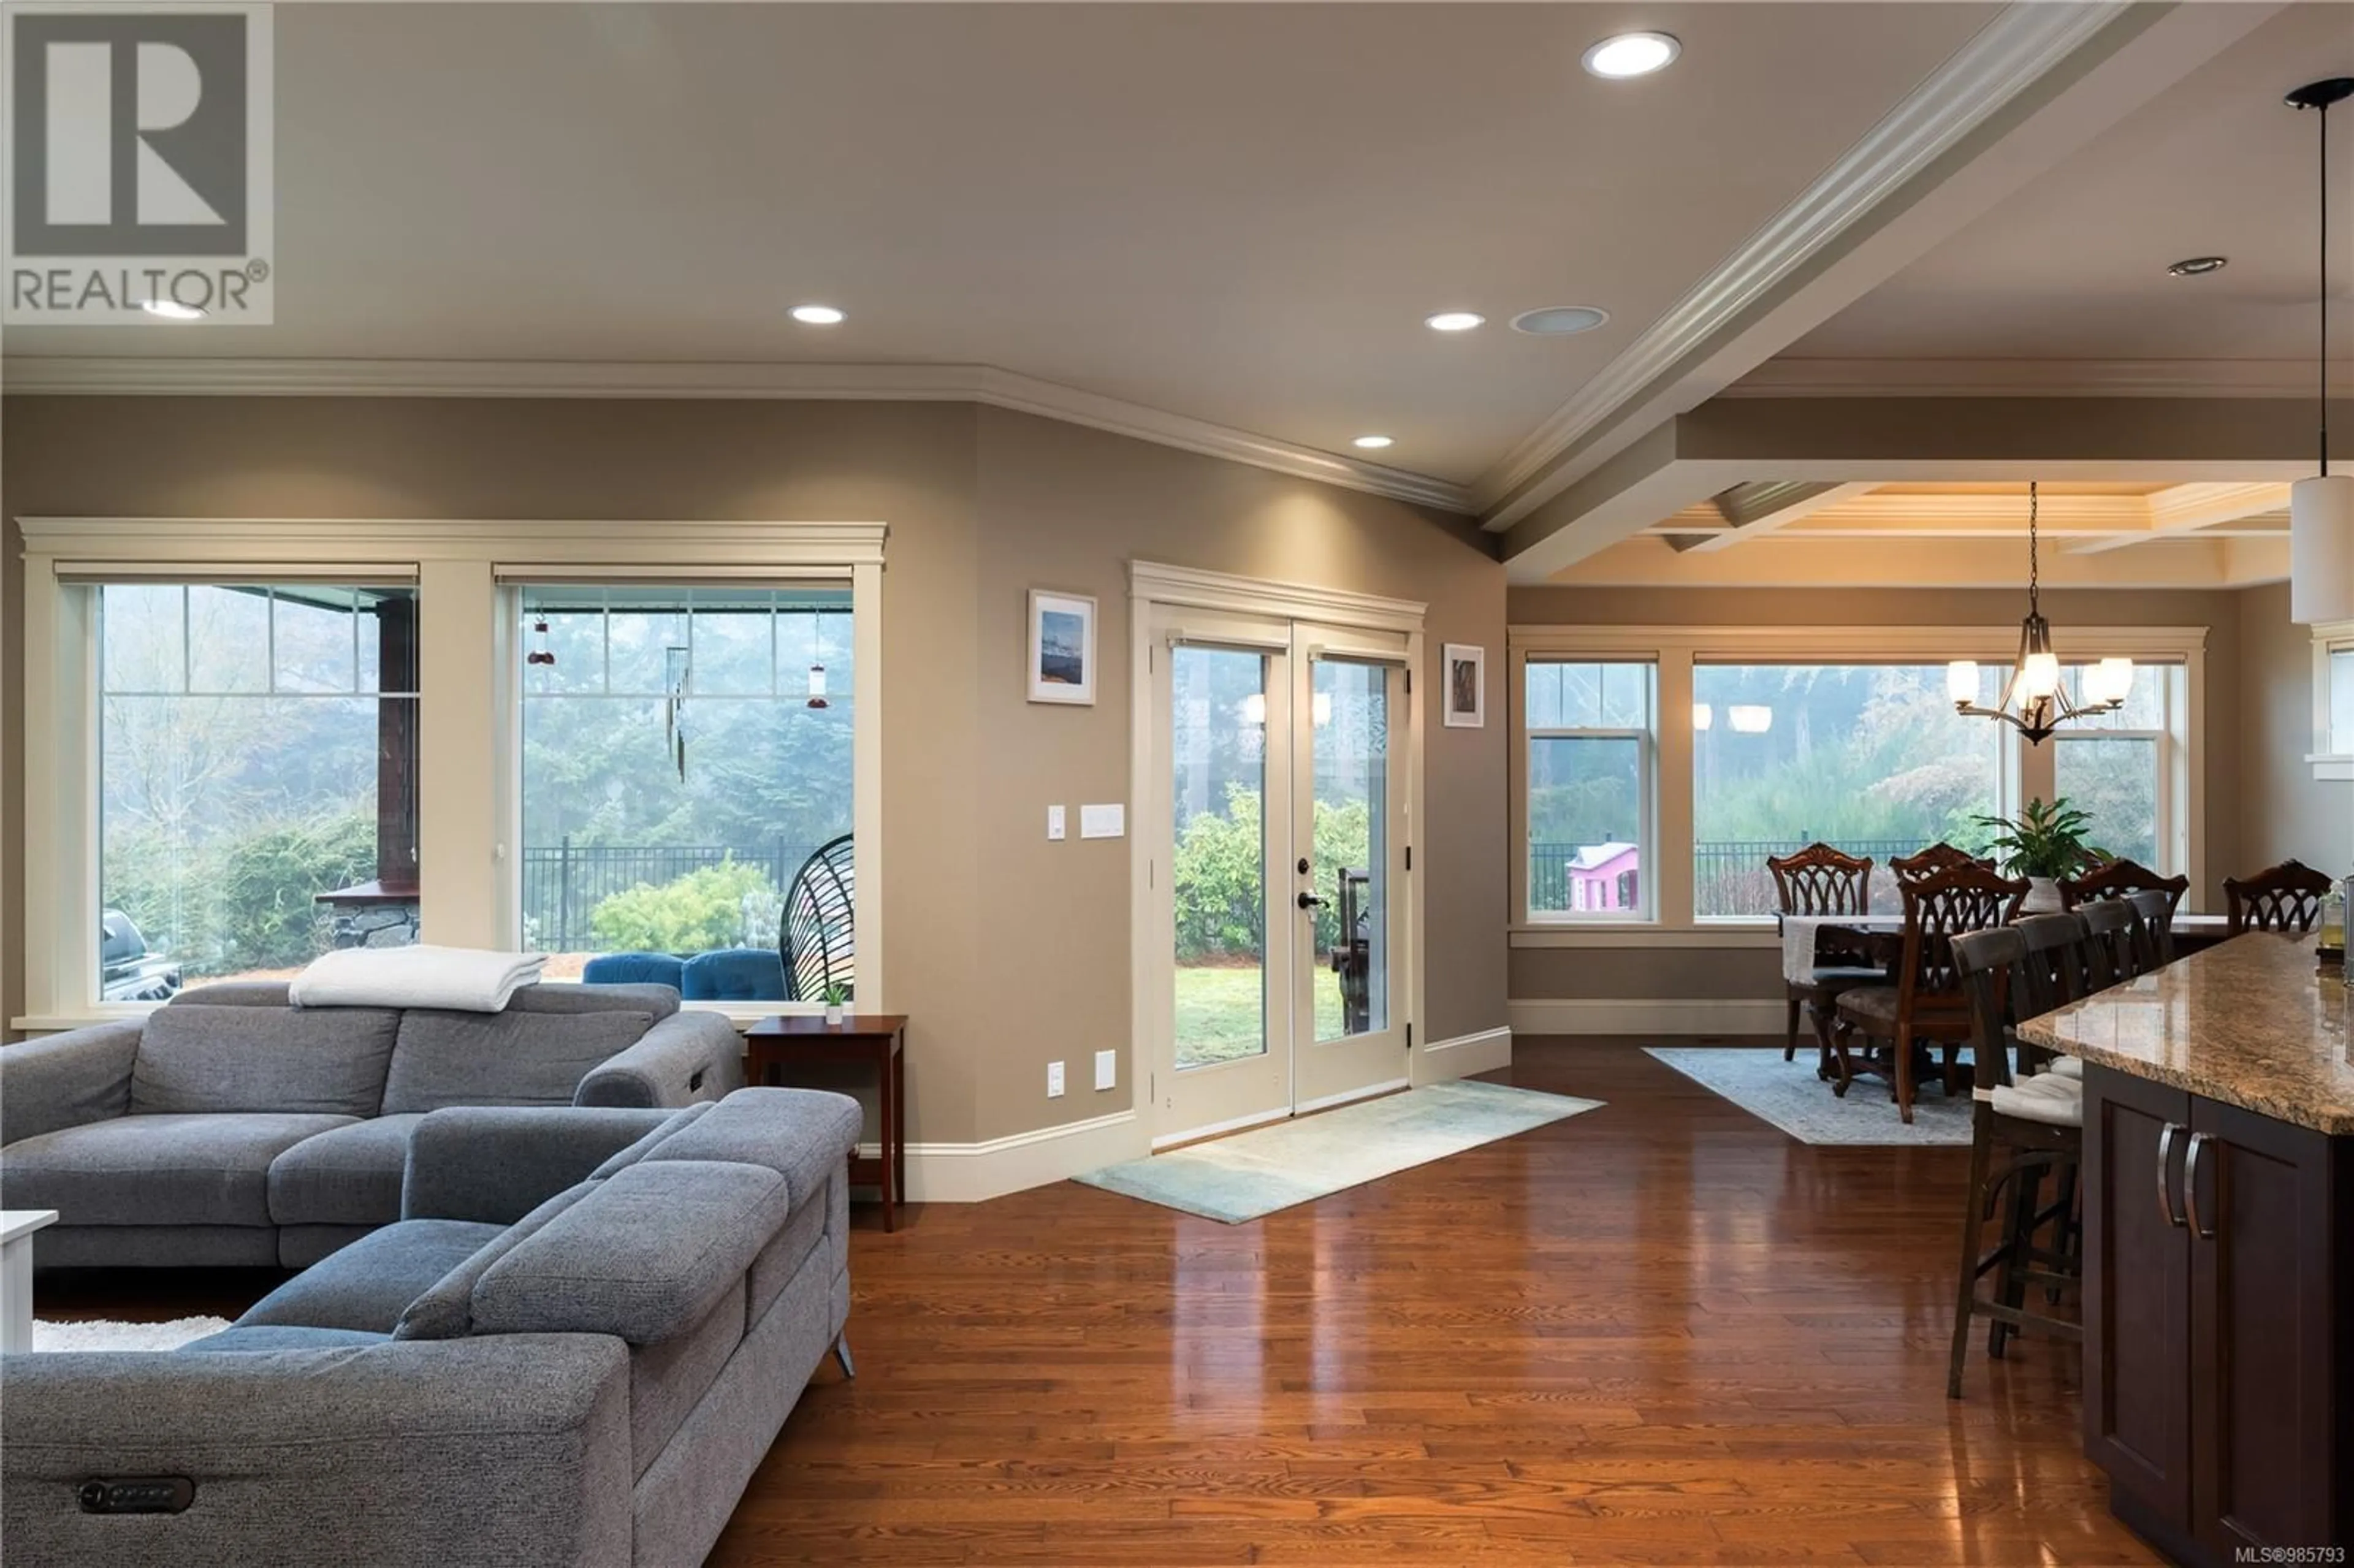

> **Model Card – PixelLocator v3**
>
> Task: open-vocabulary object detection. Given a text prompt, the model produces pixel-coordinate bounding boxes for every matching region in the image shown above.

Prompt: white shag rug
[1645,1047,1974,1146]
[28,1315,231,1352]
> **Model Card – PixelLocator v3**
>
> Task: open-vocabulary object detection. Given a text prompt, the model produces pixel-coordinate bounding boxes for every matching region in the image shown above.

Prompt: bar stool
[2077,899,2138,989]
[1948,926,2084,1398]
[2125,887,2178,969]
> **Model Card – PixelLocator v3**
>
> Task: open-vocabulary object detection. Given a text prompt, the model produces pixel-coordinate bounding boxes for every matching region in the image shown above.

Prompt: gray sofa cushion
[131,1004,401,1117]
[382,1008,655,1115]
[238,1217,506,1333]
[166,980,297,1008]
[506,983,681,1023]
[638,1086,861,1209]
[587,1100,715,1179]
[181,1325,390,1353]
[471,1160,791,1345]
[267,1113,426,1227]
[393,1184,593,1341]
[403,1106,678,1224]
[1,1113,357,1228]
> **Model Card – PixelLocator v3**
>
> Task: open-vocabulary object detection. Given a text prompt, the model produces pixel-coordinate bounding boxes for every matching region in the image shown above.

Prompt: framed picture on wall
[1028,589,1097,706]
[1442,643,1485,728]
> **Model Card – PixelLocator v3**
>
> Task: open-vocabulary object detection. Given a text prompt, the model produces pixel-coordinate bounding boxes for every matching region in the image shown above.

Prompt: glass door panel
[1309,658,1389,1043]
[1171,645,1272,1071]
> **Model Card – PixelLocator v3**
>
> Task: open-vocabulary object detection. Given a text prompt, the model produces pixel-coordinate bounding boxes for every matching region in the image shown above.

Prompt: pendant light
[1946,483,2131,744]
[2288,77,2354,625]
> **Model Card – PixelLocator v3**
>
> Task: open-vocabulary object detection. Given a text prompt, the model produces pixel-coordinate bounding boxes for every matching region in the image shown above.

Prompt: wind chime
[663,645,691,782]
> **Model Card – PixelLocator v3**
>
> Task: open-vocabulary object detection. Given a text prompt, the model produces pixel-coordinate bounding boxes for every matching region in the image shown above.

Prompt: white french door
[1138,598,1414,1147]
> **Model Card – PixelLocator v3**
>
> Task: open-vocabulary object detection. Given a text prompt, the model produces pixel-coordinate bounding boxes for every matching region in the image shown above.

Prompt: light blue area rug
[1645,1047,1972,1146]
[1073,1078,1603,1223]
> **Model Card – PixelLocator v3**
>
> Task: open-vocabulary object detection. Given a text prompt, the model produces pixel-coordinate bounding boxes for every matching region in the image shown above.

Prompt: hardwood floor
[34,1041,2150,1564]
[713,1041,2151,1566]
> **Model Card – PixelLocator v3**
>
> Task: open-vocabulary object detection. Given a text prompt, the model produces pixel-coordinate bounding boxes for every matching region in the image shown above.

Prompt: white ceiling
[1786,2,2354,365]
[1,2,1998,486]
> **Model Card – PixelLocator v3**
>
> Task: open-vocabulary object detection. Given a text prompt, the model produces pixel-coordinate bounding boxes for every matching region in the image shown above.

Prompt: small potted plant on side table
[822,983,848,1029]
[1973,796,2108,913]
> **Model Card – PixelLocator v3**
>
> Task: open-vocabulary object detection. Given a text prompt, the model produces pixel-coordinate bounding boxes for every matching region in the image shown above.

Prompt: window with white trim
[2050,663,2184,873]
[1523,660,1655,921]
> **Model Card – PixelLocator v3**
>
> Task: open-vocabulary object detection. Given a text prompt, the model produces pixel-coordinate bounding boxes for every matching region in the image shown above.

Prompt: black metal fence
[520,839,820,953]
[1534,837,1933,918]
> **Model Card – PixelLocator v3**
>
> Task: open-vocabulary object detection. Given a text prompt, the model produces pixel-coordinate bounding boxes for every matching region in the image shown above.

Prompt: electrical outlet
[1046,1060,1066,1098]
[1094,1050,1116,1091]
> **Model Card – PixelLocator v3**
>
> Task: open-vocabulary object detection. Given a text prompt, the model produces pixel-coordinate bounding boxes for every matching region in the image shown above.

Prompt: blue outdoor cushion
[581,953,687,989]
[680,949,786,1002]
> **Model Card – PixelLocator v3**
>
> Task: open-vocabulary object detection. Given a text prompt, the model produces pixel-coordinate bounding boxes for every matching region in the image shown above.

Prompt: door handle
[1297,892,1326,910]
[2156,1121,2185,1228]
[2183,1132,2217,1241]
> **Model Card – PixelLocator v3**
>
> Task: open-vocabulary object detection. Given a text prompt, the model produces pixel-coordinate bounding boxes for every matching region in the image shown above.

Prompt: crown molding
[0,356,1476,517]
[1725,358,2354,400]
[1473,1,2138,531]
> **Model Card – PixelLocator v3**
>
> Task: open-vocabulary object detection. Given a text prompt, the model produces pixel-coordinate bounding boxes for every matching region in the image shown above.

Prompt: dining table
[1778,908,2236,987]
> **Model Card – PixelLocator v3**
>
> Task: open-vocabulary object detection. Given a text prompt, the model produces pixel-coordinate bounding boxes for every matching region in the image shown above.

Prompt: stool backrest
[2125,887,2177,968]
[2011,912,2085,1017]
[1951,926,2026,1090]
[2078,899,2138,989]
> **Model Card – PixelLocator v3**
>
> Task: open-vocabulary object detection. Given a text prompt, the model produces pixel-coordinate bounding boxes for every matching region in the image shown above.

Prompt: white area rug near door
[1645,1047,1973,1146]
[27,1316,231,1352]
[1074,1078,1604,1223]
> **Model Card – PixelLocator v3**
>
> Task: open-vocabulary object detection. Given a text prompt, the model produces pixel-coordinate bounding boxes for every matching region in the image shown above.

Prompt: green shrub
[1172,788,1375,961]
[217,812,377,970]
[590,859,773,954]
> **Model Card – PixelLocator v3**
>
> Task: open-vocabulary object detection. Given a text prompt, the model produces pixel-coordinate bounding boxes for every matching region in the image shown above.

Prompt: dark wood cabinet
[2083,1065,2353,1567]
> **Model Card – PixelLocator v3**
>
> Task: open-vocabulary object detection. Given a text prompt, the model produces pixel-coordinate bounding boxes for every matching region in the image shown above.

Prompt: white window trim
[1507,623,2208,944]
[2307,622,2354,782]
[16,516,886,1030]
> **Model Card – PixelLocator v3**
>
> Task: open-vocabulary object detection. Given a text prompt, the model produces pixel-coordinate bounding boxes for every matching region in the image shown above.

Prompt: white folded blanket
[291,945,547,1013]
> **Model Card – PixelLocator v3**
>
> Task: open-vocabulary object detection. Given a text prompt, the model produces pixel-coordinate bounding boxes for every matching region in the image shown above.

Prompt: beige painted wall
[1505,584,2245,1004]
[0,396,1504,1146]
[2234,580,2350,876]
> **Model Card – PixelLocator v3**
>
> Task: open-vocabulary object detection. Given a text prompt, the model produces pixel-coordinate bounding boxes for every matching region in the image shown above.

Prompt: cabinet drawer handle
[2183,1132,2216,1240]
[2156,1121,2185,1228]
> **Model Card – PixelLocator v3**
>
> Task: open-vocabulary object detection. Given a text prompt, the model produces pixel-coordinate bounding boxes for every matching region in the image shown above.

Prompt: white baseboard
[1508,999,1785,1037]
[855,1108,1145,1203]
[1414,1024,1513,1081]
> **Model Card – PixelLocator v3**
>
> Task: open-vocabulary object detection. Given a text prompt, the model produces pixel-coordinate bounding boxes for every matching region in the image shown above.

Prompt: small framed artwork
[1028,589,1098,706]
[1442,643,1485,728]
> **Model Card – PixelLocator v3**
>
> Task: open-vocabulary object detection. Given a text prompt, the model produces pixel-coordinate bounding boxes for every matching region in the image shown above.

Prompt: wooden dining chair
[2223,859,2335,935]
[1831,863,2029,1123]
[2058,858,2188,921]
[2125,888,2178,969]
[1891,842,1986,883]
[1948,926,2084,1399]
[1768,843,1877,1068]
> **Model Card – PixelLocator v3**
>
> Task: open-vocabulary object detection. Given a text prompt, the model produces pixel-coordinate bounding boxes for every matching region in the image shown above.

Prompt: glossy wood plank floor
[711,1043,2154,1567]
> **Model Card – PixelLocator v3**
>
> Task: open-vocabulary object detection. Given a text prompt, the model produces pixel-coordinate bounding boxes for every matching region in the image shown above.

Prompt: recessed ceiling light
[1352,435,1395,450]
[1511,305,1610,337]
[1424,311,1484,332]
[1582,31,1680,80]
[139,299,205,321]
[790,304,845,325]
[2166,256,2228,277]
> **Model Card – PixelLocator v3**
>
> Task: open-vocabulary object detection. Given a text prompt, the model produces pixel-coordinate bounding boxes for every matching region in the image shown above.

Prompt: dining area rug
[1075,1079,1604,1222]
[1645,1047,1973,1146]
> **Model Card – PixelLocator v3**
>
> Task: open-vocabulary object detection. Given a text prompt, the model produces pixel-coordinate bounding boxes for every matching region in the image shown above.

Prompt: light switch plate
[1046,1060,1067,1098]
[1080,803,1125,839]
[1094,1049,1116,1091]
[1047,805,1067,841]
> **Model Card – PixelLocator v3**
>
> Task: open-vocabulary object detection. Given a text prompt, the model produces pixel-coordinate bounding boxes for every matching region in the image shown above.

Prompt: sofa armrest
[403,1106,679,1224]
[0,1021,141,1148]
[1,1334,632,1568]
[573,1010,744,1109]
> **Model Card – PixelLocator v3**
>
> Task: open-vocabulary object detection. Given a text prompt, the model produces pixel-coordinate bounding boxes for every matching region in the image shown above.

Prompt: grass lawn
[1174,962,1346,1067]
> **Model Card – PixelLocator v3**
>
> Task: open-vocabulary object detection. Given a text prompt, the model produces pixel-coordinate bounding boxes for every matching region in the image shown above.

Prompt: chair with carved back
[1891,843,1992,885]
[2223,859,2335,935]
[1832,863,2028,1123]
[1768,843,1877,1069]
[2058,857,2188,922]
[780,833,856,1003]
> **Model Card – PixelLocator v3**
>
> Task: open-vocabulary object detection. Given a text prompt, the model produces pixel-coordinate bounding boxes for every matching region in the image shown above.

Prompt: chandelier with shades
[1944,482,2133,745]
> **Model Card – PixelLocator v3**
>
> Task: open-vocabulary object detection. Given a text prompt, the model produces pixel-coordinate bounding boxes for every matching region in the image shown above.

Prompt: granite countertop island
[2016,930,2354,1135]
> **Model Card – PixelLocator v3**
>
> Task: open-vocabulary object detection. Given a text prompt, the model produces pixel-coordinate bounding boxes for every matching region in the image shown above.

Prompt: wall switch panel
[1080,803,1125,839]
[1046,1060,1067,1098]
[1047,805,1067,840]
[1094,1050,1117,1091]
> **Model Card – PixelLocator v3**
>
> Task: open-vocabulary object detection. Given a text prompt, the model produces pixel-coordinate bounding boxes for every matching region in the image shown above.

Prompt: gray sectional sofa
[0,981,744,1269]
[2,1086,863,1568]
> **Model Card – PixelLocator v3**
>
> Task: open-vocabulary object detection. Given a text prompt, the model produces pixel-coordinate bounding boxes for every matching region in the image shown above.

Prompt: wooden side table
[743,1015,908,1232]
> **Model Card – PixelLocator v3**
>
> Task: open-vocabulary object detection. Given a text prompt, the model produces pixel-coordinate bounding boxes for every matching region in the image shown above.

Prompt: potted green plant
[821,982,848,1029]
[1971,797,2109,913]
